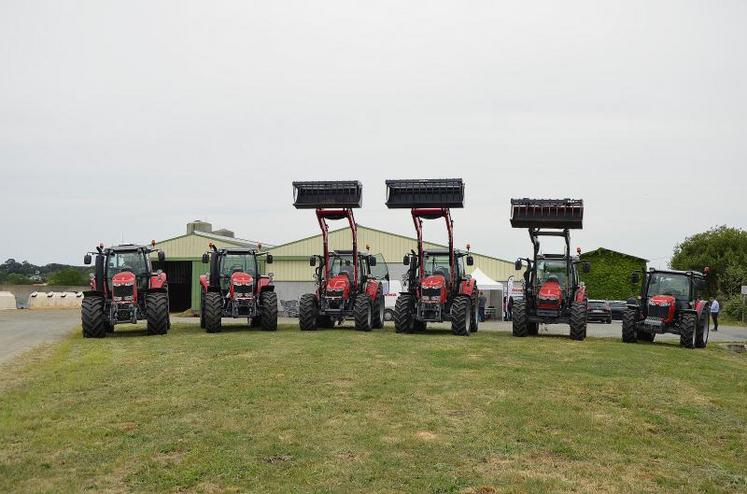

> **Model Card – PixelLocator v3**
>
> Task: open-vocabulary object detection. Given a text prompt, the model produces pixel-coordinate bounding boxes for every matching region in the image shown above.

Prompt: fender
[694,299,709,317]
[458,278,476,297]
[149,272,168,290]
[199,274,209,292]
[365,279,380,300]
[82,289,104,298]
[258,276,275,293]
[574,286,587,303]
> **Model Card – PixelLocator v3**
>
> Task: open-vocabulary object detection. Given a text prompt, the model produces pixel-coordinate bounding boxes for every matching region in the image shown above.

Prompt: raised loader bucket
[510,198,584,229]
[385,178,464,209]
[292,181,363,209]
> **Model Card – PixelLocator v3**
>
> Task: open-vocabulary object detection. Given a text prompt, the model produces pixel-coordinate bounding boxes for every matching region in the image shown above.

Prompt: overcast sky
[1,0,745,267]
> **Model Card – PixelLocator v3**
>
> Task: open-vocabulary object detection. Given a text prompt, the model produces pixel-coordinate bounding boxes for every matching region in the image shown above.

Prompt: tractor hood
[422,274,446,290]
[326,274,351,298]
[421,274,447,303]
[648,294,676,323]
[537,279,562,309]
[230,272,254,299]
[231,272,253,286]
[112,271,136,286]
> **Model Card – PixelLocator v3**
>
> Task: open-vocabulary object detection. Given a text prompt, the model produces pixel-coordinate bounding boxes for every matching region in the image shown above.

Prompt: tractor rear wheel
[354,296,373,332]
[146,292,169,335]
[695,308,710,348]
[621,309,638,343]
[470,291,479,332]
[569,302,587,341]
[451,295,471,336]
[260,291,278,331]
[680,312,697,349]
[372,293,384,329]
[81,295,107,338]
[204,291,223,333]
[200,294,206,329]
[512,298,528,337]
[299,294,318,331]
[394,293,414,333]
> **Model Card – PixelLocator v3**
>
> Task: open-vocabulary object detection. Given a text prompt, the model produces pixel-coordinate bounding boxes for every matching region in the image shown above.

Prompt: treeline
[0,259,92,286]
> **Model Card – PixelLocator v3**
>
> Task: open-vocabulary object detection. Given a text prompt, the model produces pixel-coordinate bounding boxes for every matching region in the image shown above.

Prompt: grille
[647,302,671,319]
[422,287,441,298]
[234,284,253,297]
[113,284,133,300]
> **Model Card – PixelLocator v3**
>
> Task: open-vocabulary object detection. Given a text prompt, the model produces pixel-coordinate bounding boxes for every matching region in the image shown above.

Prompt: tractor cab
[104,246,153,294]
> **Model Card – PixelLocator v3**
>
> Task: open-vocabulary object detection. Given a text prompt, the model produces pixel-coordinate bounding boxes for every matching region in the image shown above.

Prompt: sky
[1,0,745,268]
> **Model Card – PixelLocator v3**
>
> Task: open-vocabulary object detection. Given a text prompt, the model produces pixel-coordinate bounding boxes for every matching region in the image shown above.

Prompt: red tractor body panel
[458,278,476,298]
[149,272,167,290]
[258,276,274,292]
[365,279,381,300]
[574,285,587,303]
[199,274,209,290]
[325,274,352,300]
[421,274,447,304]
[229,272,254,300]
[648,294,677,324]
[537,280,562,310]
[112,271,137,303]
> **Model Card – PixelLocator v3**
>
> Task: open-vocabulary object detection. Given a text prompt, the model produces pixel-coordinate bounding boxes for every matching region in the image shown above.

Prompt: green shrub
[47,268,88,286]
[722,295,745,321]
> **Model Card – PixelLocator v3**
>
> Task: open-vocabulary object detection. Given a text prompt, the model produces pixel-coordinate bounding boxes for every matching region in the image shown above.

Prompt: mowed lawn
[1,323,746,493]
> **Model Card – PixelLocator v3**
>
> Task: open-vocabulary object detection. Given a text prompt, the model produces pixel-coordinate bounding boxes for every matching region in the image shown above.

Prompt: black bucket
[385,179,464,209]
[510,198,584,229]
[292,181,363,209]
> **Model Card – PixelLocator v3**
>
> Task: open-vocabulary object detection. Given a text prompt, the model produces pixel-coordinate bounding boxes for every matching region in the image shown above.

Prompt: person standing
[711,298,720,331]
[503,295,507,320]
[507,296,514,321]
[478,291,487,322]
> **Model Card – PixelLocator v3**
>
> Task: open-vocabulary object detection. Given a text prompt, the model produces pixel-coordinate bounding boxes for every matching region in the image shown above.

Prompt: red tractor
[293,181,387,331]
[622,268,711,348]
[81,242,170,337]
[386,179,478,336]
[510,199,590,340]
[199,244,277,333]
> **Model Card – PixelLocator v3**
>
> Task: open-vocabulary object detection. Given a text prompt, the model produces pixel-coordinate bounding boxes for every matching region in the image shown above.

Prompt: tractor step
[385,178,464,209]
[510,198,584,229]
[292,181,362,209]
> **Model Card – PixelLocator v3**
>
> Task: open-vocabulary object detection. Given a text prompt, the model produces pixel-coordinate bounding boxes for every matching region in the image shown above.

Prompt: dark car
[608,300,627,321]
[587,299,612,323]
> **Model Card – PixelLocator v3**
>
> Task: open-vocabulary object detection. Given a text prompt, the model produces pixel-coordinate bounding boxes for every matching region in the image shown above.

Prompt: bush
[47,268,88,286]
[722,295,745,321]
[6,273,34,285]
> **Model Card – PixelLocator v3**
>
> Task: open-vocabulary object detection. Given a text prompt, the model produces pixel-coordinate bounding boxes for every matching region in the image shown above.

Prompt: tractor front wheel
[569,302,587,341]
[394,293,415,334]
[145,292,169,336]
[621,309,638,343]
[299,294,319,331]
[354,296,373,332]
[260,291,278,331]
[81,295,107,338]
[512,298,528,337]
[372,293,384,329]
[695,308,710,348]
[203,292,223,333]
[680,312,697,349]
[451,295,471,336]
[470,291,479,333]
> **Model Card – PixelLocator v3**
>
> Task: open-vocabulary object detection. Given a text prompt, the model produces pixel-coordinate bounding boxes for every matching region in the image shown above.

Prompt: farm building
[154,221,520,315]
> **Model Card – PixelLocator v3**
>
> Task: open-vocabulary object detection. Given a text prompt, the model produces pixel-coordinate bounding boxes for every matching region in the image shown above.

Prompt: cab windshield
[329,255,356,280]
[423,254,451,279]
[647,273,690,299]
[221,254,257,277]
[536,259,567,287]
[108,251,147,276]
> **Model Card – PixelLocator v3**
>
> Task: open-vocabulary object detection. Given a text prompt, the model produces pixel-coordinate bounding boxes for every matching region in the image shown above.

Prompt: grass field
[1,323,746,493]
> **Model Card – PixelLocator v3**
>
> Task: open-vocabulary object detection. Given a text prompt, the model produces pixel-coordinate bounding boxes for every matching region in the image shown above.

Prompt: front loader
[81,242,170,337]
[386,178,478,336]
[510,198,590,340]
[293,181,387,331]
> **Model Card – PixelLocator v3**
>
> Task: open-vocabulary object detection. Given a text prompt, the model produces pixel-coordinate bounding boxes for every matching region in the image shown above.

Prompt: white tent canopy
[469,268,503,291]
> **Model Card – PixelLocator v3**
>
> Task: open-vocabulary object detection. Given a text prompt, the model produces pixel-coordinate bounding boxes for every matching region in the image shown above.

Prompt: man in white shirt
[711,299,720,331]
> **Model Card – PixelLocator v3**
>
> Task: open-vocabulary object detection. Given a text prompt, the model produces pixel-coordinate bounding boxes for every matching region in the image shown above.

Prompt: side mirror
[84,254,92,265]
[309,256,316,267]
[266,254,273,264]
[631,272,640,284]
[466,256,474,266]
[583,262,590,273]
[202,253,210,264]
[514,259,523,271]
[158,251,166,262]
[369,256,377,267]
[403,255,410,266]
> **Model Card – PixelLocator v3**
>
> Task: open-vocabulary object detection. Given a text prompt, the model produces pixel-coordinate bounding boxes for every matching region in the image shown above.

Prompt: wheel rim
[367,302,372,328]
[379,300,384,323]
[465,301,471,330]
[703,316,710,345]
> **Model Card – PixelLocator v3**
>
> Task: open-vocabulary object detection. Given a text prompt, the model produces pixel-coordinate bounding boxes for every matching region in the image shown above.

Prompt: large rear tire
[146,292,169,336]
[451,295,471,336]
[512,298,528,337]
[354,296,373,332]
[299,294,318,331]
[680,312,697,349]
[372,293,384,329]
[695,306,710,348]
[394,293,415,333]
[81,295,107,338]
[199,294,206,329]
[260,291,278,331]
[470,291,479,333]
[204,291,223,333]
[569,302,587,341]
[621,308,638,343]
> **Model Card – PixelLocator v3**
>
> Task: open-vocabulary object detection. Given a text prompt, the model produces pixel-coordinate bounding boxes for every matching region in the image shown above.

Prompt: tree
[670,226,747,297]
[6,273,34,285]
[47,269,88,286]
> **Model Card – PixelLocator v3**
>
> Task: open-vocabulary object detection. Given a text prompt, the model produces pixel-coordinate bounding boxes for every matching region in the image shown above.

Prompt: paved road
[0,310,81,364]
